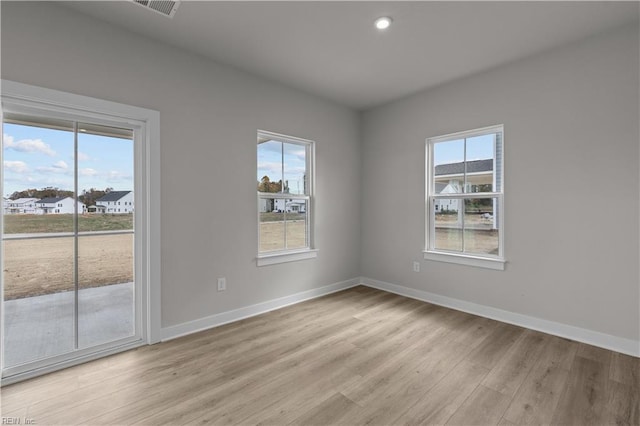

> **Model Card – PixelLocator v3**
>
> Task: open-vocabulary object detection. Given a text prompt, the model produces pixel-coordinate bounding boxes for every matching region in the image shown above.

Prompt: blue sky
[433,134,494,165]
[4,125,491,198]
[257,140,306,195]
[3,123,133,197]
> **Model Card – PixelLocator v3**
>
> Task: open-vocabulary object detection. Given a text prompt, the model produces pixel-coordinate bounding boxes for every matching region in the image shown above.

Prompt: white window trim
[0,80,161,383]
[256,130,316,266]
[424,124,505,270]
[256,248,318,267]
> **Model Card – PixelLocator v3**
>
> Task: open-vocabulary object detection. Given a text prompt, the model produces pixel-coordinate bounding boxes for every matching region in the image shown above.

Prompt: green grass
[3,214,133,234]
[260,212,306,222]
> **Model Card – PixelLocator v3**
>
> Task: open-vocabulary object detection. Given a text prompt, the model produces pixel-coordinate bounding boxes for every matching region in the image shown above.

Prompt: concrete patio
[3,282,134,368]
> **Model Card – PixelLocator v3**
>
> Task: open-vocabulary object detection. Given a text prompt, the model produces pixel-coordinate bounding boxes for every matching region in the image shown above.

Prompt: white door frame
[0,80,161,385]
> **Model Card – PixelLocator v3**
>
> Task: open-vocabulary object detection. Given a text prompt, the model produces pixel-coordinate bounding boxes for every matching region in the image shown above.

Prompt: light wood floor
[2,286,638,425]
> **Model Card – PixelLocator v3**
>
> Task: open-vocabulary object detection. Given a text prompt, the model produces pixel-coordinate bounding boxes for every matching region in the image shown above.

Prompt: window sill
[423,250,505,270]
[257,249,318,266]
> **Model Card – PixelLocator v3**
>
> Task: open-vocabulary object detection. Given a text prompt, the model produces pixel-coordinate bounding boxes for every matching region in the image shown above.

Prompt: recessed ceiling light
[375,17,392,30]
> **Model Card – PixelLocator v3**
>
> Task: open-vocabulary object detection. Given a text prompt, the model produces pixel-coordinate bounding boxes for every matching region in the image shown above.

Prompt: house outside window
[257,130,317,266]
[425,124,505,270]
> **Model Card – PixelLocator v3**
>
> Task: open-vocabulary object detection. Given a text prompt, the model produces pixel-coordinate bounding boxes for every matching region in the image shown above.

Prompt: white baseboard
[161,277,361,341]
[360,277,640,358]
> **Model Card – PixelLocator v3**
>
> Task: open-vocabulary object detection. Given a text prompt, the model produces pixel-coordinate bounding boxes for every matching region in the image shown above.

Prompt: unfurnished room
[0,1,638,425]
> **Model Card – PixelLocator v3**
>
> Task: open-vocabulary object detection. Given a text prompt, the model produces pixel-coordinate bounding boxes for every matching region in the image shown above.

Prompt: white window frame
[424,124,505,270]
[256,130,317,266]
[0,80,161,384]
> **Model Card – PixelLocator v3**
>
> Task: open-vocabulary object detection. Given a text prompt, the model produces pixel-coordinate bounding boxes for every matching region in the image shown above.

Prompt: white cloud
[257,161,283,177]
[258,162,305,181]
[288,148,306,162]
[79,168,98,177]
[3,160,29,173]
[77,152,91,161]
[37,161,71,174]
[3,133,56,157]
[285,166,306,175]
[106,170,132,182]
[53,160,68,170]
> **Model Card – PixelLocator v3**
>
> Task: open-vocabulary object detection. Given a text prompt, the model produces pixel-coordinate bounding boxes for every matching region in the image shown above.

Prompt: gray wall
[361,24,640,341]
[2,3,638,343]
[1,2,361,328]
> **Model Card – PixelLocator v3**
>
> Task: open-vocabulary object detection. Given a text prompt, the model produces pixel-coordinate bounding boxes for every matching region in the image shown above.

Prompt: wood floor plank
[550,356,609,425]
[576,342,613,365]
[349,302,438,351]
[466,322,525,370]
[604,379,640,426]
[8,354,224,422]
[397,359,490,425]
[231,360,362,425]
[451,315,501,349]
[344,319,449,379]
[108,334,359,425]
[610,351,640,386]
[287,392,360,426]
[478,335,577,425]
[481,330,548,397]
[253,375,364,426]
[446,384,512,425]
[340,327,458,406]
[1,287,366,409]
[1,286,636,426]
[188,342,361,426]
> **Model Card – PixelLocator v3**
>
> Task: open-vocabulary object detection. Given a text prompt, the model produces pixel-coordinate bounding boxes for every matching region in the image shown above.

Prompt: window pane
[283,143,306,195]
[78,122,134,222]
[2,119,76,368]
[433,199,462,252]
[258,132,313,256]
[78,234,134,348]
[285,200,308,249]
[2,121,75,233]
[433,139,464,194]
[2,237,75,367]
[465,134,495,193]
[76,123,135,348]
[257,140,283,193]
[463,198,499,256]
[259,199,285,251]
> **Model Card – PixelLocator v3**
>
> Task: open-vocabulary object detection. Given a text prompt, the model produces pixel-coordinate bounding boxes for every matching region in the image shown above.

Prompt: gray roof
[435,159,493,176]
[96,191,132,202]
[37,197,67,204]
[435,183,447,192]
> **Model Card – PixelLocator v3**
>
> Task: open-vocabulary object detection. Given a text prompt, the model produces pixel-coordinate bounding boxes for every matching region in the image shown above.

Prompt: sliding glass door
[2,112,140,376]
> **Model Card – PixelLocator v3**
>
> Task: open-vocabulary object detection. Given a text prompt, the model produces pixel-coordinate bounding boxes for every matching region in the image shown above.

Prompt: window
[425,125,504,270]
[257,130,316,266]
[1,79,161,383]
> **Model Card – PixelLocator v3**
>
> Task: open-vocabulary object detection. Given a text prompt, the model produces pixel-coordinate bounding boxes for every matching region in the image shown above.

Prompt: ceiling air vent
[132,1,180,18]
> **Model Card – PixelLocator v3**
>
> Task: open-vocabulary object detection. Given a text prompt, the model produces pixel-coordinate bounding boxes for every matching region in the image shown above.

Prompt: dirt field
[435,213,495,228]
[434,228,499,254]
[3,234,133,300]
[4,216,496,300]
[434,213,499,254]
[260,221,307,252]
[3,214,133,234]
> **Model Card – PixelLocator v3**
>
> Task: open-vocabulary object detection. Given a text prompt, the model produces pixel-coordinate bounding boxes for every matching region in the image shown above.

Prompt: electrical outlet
[413,261,420,273]
[217,277,226,292]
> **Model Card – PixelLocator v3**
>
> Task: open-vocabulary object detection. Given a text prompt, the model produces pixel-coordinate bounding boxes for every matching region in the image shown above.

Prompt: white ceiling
[63,1,639,110]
